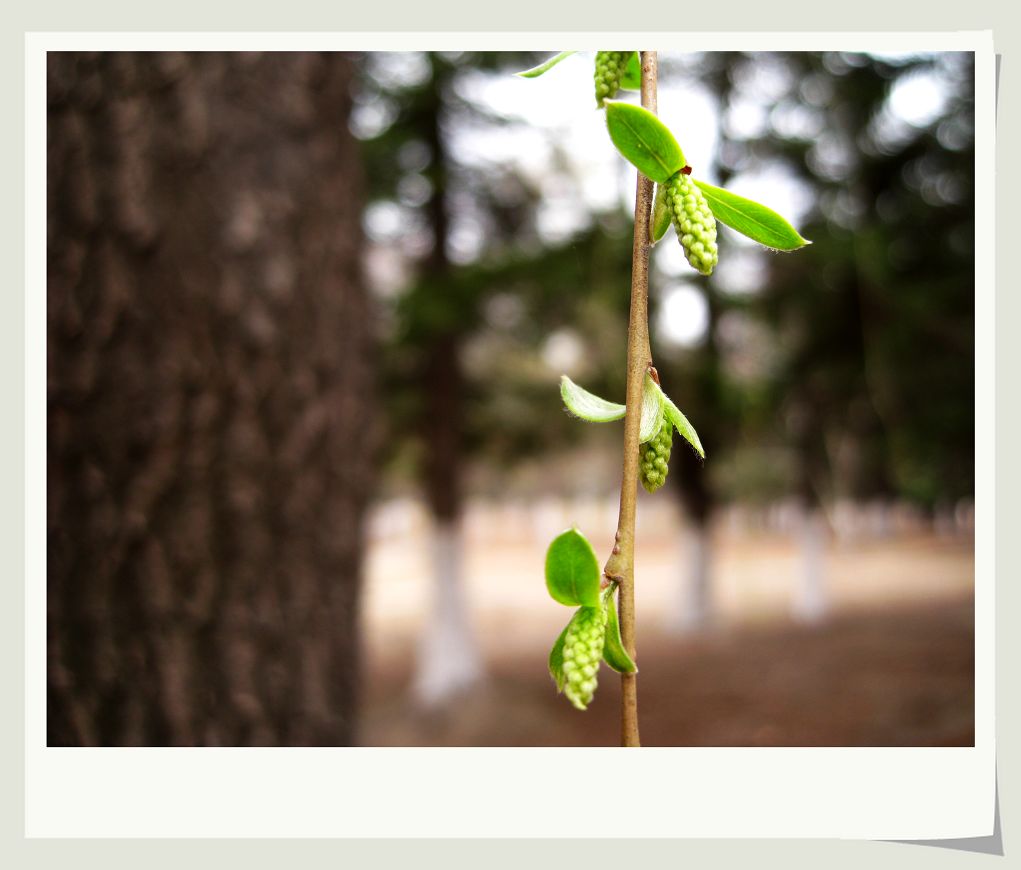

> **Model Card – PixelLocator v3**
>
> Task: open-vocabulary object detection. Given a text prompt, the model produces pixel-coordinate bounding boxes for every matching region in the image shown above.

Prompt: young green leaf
[639,372,665,443]
[601,589,637,674]
[561,375,625,423]
[545,528,601,607]
[619,52,641,90]
[692,179,811,251]
[660,388,705,459]
[605,101,686,184]
[650,183,673,244]
[515,51,577,79]
[548,622,570,691]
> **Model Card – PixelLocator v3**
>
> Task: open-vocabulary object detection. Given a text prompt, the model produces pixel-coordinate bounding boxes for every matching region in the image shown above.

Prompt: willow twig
[602,50,657,748]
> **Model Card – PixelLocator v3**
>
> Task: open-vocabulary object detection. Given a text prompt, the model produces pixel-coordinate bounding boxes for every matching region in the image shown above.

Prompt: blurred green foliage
[353,50,975,513]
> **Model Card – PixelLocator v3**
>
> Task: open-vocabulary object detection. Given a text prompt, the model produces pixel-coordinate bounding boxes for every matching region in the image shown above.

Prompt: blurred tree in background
[647,51,976,624]
[47,52,372,745]
[673,51,975,513]
[759,52,975,513]
[353,51,636,704]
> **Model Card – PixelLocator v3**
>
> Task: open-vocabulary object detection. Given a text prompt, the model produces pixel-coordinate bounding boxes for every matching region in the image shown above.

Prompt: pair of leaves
[548,584,637,695]
[605,101,811,252]
[560,373,704,459]
[558,372,661,441]
[516,51,641,90]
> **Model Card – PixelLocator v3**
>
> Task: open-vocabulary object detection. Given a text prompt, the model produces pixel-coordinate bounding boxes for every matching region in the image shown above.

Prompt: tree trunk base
[412,519,485,707]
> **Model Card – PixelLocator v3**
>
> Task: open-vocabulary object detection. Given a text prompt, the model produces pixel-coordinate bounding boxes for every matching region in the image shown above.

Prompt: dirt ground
[357,499,975,747]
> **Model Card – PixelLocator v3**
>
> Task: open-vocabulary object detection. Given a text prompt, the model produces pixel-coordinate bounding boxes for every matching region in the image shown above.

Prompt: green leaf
[601,589,637,674]
[515,51,577,79]
[639,373,664,443]
[548,622,570,691]
[605,101,686,184]
[561,375,625,423]
[619,52,641,90]
[660,389,705,459]
[650,183,672,244]
[545,528,601,607]
[692,179,811,251]
[561,373,668,446]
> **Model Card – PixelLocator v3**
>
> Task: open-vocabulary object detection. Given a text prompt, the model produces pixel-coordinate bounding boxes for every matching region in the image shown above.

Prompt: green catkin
[561,605,608,710]
[594,51,629,108]
[665,172,719,276]
[640,421,673,493]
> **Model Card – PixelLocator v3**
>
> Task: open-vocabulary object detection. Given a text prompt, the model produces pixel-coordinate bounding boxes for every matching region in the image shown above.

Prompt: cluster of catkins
[664,171,719,276]
[640,421,674,493]
[594,51,629,107]
[561,605,608,710]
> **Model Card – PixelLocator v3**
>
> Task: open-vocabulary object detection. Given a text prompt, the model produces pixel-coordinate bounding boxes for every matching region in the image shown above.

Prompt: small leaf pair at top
[604,101,686,184]
[518,51,638,88]
[601,586,637,674]
[515,51,577,79]
[545,527,601,607]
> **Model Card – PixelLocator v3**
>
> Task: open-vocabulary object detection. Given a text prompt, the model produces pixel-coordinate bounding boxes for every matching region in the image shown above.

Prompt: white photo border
[25,31,995,839]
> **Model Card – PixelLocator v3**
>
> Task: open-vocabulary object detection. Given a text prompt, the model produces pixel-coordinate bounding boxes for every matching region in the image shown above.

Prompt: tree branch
[603,51,657,748]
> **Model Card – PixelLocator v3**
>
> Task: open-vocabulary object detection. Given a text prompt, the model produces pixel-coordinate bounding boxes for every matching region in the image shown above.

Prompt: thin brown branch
[603,51,657,748]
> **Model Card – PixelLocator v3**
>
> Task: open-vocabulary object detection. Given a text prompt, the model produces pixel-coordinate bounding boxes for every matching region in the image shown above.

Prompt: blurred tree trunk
[412,54,484,707]
[794,504,829,624]
[666,291,723,636]
[670,447,714,634]
[663,64,740,636]
[47,52,373,746]
[790,414,831,625]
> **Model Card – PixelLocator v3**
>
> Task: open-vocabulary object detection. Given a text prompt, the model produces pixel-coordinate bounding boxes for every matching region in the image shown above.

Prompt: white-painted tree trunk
[412,519,484,707]
[666,522,713,634]
[792,507,828,624]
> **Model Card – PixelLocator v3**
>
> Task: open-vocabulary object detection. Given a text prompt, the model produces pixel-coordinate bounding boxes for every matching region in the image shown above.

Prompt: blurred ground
[358,497,974,747]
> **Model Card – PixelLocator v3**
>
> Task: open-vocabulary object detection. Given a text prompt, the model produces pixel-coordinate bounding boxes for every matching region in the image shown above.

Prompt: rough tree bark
[47,52,373,746]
